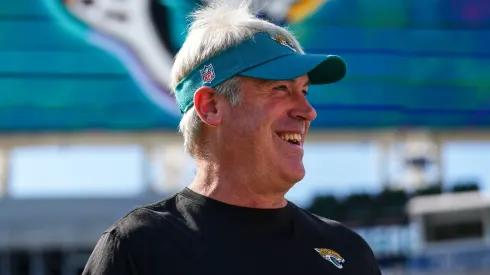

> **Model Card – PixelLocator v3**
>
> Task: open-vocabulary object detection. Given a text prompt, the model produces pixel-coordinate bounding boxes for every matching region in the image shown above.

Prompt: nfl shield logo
[200,64,215,84]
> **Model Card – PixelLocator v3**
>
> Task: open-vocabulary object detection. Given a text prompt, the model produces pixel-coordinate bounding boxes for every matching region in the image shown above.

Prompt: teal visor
[174,32,347,113]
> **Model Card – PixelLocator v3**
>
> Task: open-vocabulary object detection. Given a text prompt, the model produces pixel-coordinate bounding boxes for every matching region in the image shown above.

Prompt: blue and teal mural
[1,0,489,132]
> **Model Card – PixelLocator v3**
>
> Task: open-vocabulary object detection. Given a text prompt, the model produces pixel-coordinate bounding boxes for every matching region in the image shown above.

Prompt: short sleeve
[82,232,137,275]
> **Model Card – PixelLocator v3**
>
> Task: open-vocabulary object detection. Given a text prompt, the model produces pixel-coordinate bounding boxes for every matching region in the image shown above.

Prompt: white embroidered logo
[200,64,215,84]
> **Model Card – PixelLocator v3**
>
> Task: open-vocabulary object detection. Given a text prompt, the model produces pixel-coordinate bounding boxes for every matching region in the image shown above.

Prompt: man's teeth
[280,133,302,143]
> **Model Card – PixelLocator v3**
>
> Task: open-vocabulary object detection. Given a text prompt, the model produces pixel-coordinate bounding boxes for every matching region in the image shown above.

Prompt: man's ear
[193,86,222,127]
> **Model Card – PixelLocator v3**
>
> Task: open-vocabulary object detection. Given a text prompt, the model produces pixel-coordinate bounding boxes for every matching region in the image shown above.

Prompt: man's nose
[290,96,317,122]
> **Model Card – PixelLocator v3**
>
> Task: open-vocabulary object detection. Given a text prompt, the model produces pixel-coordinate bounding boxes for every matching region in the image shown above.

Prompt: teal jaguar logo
[314,248,346,269]
[43,0,326,116]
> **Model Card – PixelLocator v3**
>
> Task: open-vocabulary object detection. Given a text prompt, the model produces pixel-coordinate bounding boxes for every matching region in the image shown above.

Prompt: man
[83,1,382,274]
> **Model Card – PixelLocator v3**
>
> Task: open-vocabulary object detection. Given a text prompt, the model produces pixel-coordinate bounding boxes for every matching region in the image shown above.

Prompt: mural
[291,0,490,129]
[47,0,327,117]
[0,0,488,132]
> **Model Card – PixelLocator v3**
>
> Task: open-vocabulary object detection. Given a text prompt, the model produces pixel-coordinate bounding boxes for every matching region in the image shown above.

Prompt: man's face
[219,74,316,191]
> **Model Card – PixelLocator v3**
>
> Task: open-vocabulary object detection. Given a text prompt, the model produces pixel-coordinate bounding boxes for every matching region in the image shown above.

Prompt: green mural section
[0,0,172,131]
[293,0,490,129]
[0,0,489,132]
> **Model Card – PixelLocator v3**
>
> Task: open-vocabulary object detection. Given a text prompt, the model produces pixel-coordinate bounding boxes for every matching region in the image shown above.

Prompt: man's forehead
[243,75,310,87]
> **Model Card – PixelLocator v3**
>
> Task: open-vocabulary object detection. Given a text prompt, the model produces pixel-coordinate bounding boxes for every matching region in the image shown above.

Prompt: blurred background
[1,0,490,274]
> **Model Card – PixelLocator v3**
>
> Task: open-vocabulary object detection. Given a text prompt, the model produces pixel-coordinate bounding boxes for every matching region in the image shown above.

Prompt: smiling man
[82,1,381,274]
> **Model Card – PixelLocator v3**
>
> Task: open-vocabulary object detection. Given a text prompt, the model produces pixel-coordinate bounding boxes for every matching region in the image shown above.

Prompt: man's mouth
[277,132,302,145]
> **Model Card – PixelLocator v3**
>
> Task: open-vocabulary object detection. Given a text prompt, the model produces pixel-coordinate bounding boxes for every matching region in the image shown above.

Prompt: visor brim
[239,54,347,84]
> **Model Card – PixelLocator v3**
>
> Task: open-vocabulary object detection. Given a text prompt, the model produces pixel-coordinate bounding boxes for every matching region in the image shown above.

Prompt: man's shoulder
[296,207,372,250]
[296,206,346,229]
[83,194,187,274]
[296,207,381,273]
[105,193,180,241]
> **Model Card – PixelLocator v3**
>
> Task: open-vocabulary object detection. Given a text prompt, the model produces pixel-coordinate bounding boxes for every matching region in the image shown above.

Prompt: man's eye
[274,85,288,91]
[303,90,309,96]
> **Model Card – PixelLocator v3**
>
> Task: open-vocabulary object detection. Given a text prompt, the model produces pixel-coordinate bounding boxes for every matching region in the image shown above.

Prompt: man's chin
[280,165,306,185]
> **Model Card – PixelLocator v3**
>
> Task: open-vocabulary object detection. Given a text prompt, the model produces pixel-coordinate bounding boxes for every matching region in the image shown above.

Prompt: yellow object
[287,0,328,23]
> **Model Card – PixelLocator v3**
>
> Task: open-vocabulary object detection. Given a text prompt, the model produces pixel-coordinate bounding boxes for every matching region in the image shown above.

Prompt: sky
[7,141,490,207]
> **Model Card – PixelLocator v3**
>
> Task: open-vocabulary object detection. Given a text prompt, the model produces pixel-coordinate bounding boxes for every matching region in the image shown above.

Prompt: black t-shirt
[82,188,382,275]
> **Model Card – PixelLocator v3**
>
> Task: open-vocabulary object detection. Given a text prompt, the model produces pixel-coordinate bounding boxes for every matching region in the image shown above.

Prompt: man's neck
[188,160,288,209]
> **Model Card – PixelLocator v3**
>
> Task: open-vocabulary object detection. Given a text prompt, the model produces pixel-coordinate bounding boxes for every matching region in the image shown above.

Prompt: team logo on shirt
[314,248,345,269]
